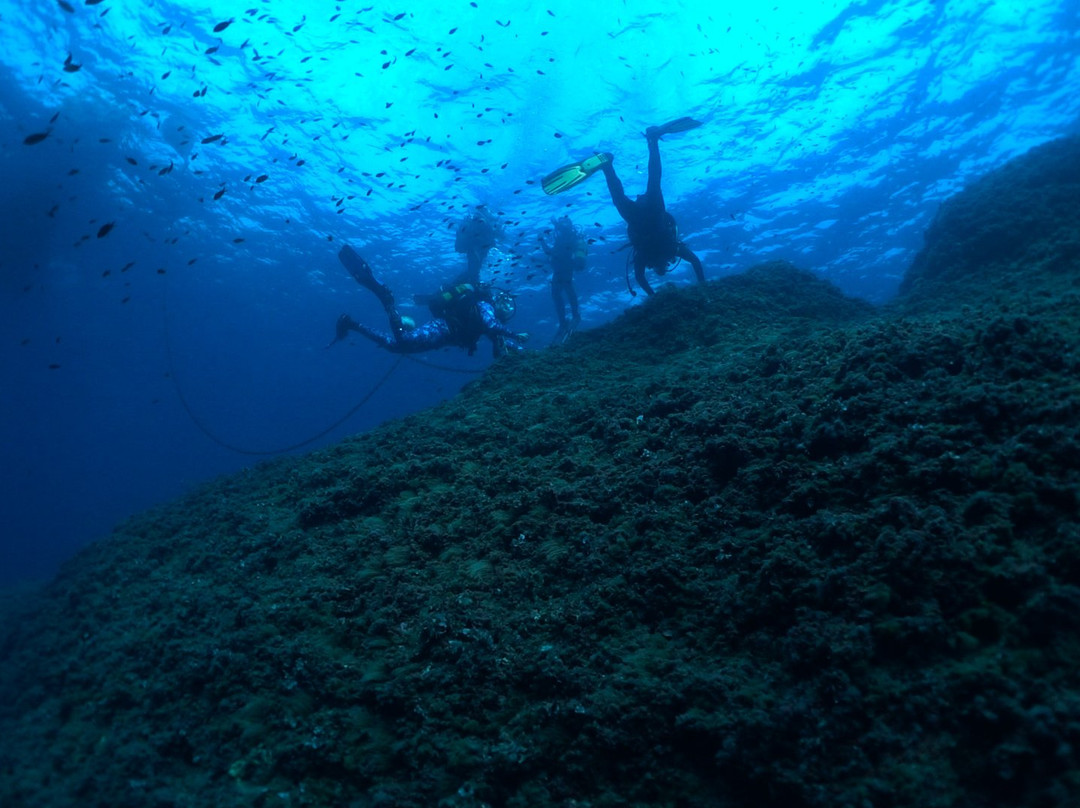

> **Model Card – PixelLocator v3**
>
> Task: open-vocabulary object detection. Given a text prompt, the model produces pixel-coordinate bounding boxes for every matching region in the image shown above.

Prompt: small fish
[97,222,115,238]
[233,237,245,243]
[63,53,82,72]
[213,19,233,33]
[24,130,51,145]
[126,156,137,165]
[86,0,106,4]
[213,188,226,200]
[201,133,223,144]
[57,0,74,12]
[255,174,268,183]
[49,364,62,370]
[205,45,219,54]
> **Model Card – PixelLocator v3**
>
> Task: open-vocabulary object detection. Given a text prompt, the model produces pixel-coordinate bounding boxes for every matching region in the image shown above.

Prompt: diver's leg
[634,256,655,296]
[352,262,407,338]
[600,163,637,223]
[389,320,454,354]
[350,322,400,351]
[385,306,408,340]
[645,133,664,207]
[552,281,577,344]
[460,249,487,286]
[567,282,581,328]
[678,243,705,283]
[552,282,568,327]
[328,312,401,349]
[339,247,396,308]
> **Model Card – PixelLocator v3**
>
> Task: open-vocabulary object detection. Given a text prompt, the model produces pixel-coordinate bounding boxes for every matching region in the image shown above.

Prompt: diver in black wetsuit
[539,215,585,344]
[328,246,527,357]
[600,123,705,296]
[541,117,705,297]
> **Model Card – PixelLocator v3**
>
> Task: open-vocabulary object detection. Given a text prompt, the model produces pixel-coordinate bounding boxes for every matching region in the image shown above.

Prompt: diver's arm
[678,243,705,283]
[478,302,527,343]
[489,334,527,357]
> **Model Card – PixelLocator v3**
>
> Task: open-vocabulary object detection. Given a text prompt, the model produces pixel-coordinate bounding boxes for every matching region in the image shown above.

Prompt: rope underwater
[163,274,404,456]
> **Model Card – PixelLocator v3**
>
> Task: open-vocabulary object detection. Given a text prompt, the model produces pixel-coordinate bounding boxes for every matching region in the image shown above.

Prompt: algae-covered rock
[2,150,1080,807]
[898,135,1080,309]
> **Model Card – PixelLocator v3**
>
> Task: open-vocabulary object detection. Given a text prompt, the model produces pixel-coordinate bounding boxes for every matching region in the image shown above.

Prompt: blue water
[2,0,1078,587]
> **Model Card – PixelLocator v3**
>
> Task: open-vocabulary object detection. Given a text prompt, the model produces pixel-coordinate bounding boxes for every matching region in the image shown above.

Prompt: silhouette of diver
[539,215,585,344]
[452,208,500,286]
[542,117,706,296]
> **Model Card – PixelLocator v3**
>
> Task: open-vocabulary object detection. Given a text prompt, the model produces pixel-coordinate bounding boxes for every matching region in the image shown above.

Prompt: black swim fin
[327,313,359,348]
[646,117,703,139]
[339,246,393,308]
[339,245,377,287]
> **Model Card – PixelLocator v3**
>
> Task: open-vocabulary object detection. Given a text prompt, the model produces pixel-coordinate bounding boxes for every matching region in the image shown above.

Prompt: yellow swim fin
[541,152,612,195]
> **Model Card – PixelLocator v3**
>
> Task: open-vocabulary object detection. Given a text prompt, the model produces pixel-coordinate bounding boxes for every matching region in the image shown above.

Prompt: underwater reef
[2,136,1079,808]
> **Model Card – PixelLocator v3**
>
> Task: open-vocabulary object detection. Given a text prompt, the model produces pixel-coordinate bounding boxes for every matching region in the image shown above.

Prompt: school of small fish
[13,1,728,370]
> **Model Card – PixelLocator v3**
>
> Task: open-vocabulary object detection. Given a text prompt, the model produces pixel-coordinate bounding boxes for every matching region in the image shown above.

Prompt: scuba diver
[328,246,527,358]
[542,116,706,297]
[539,215,586,344]
[453,207,500,285]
